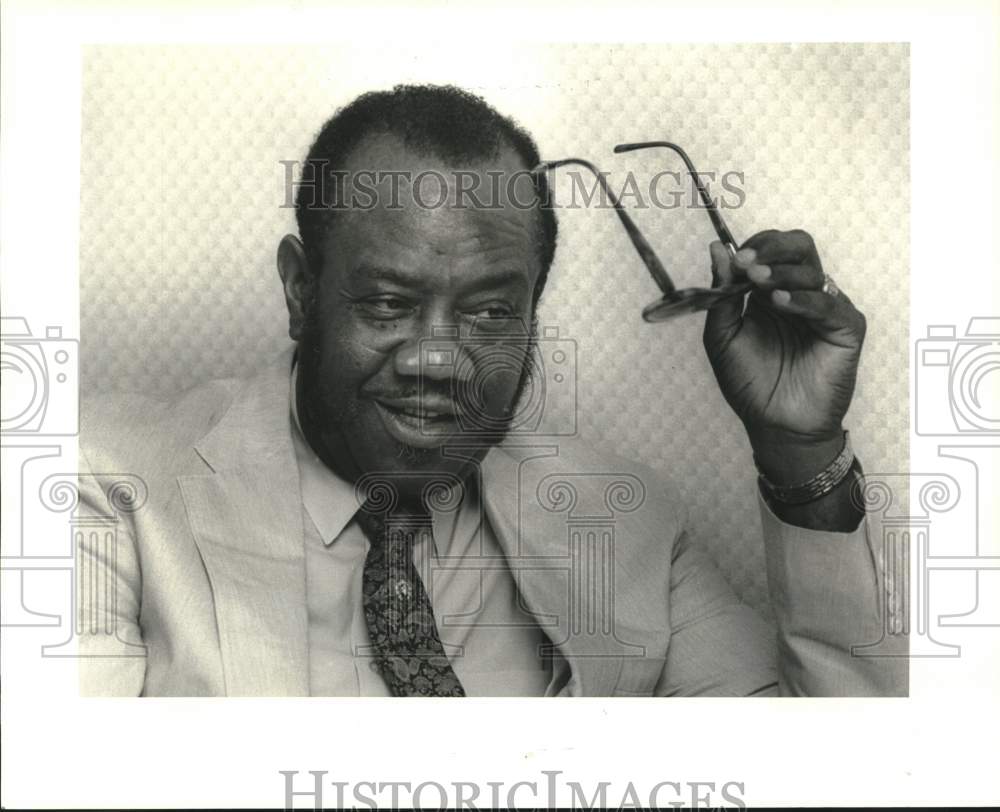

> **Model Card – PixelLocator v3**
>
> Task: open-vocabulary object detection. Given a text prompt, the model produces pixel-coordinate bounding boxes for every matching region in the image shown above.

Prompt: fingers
[728,228,865,344]
[738,228,822,267]
[729,229,824,296]
[769,289,867,345]
[709,240,735,284]
[734,261,825,292]
[703,240,745,349]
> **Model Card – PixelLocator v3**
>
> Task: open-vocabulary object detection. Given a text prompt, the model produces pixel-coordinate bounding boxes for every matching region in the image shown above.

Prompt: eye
[360,295,415,319]
[466,302,516,320]
[462,303,522,336]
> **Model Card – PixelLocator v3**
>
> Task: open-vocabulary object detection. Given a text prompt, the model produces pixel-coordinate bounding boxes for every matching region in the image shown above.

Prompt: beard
[295,299,539,487]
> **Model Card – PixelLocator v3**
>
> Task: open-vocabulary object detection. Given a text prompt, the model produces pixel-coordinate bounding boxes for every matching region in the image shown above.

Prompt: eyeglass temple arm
[614,142,740,257]
[533,158,676,295]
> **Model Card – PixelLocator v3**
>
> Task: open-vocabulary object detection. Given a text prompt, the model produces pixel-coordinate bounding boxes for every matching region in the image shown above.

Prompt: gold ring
[821,274,842,298]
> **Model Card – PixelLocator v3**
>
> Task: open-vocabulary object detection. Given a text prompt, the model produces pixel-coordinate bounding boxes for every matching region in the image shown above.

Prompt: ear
[277,234,313,341]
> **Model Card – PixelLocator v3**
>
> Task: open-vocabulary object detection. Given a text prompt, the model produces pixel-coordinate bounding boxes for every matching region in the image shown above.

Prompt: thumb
[703,240,744,348]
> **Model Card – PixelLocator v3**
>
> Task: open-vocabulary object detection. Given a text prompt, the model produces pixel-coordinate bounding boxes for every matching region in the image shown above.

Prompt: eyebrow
[350,264,531,294]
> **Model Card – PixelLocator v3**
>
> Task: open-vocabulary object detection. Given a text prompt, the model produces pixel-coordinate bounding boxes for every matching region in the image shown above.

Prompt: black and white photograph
[1,1,997,809]
[74,42,912,700]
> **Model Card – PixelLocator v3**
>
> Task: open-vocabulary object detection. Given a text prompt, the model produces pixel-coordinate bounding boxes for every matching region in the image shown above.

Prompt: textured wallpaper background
[80,43,910,617]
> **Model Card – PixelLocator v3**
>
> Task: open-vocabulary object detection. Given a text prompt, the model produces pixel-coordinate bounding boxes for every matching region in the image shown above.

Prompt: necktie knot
[356,499,432,553]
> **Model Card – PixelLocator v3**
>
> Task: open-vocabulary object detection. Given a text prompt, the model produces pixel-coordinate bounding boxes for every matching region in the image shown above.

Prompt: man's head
[278,84,559,497]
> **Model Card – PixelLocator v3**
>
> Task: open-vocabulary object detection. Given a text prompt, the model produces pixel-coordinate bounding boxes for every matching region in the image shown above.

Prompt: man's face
[293,135,544,492]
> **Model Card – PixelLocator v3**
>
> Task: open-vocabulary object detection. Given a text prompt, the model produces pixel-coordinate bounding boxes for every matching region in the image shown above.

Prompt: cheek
[467,344,531,405]
[311,311,395,388]
[320,332,381,378]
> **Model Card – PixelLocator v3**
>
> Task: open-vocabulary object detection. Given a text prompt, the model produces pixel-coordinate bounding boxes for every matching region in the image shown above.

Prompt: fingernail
[734,248,756,266]
[773,289,791,305]
[748,264,771,283]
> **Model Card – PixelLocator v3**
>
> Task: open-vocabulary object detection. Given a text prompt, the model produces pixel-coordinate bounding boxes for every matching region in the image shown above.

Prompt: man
[78,84,906,696]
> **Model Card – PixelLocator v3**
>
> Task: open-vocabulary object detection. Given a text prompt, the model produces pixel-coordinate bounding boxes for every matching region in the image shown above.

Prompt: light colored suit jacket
[77,347,906,696]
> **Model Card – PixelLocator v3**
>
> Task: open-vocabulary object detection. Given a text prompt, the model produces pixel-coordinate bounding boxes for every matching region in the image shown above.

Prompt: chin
[356,438,489,488]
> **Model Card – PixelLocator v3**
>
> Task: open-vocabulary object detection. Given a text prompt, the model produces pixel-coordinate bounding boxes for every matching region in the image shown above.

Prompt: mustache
[363,367,533,419]
[362,381,478,415]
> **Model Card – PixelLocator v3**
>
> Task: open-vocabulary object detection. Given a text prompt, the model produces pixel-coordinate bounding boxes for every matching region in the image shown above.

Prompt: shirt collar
[289,362,470,556]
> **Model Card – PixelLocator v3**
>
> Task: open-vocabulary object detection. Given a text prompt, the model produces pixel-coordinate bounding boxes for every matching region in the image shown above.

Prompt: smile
[373,399,460,448]
[391,405,451,420]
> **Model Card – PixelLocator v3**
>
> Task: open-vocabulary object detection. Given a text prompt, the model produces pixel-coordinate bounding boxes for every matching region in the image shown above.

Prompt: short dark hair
[295,83,558,307]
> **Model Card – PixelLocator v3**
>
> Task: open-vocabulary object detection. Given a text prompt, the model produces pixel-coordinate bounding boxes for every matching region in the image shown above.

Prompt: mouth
[372,398,460,448]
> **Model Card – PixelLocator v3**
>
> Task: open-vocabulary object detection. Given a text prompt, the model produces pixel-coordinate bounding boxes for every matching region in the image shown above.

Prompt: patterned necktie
[355,501,466,697]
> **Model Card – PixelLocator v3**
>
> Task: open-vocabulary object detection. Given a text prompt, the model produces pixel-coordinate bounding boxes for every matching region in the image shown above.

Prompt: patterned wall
[80,43,910,617]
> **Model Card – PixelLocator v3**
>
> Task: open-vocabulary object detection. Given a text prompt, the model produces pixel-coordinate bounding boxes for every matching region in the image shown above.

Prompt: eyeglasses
[535,142,750,322]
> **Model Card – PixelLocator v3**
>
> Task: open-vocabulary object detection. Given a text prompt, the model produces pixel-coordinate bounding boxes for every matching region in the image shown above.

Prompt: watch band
[756,431,856,505]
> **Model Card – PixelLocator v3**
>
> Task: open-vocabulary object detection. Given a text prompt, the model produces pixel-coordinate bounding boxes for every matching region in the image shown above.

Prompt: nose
[393,325,467,383]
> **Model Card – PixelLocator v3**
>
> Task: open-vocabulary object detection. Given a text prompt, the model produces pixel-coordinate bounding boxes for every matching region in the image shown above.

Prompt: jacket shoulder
[79,376,243,474]
[495,435,687,525]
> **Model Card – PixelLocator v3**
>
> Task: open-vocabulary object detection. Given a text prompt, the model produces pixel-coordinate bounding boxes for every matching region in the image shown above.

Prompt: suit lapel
[481,443,670,696]
[179,348,310,696]
[173,349,674,698]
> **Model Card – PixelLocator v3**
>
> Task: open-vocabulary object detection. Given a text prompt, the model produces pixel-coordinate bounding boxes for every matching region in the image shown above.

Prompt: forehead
[322,133,542,271]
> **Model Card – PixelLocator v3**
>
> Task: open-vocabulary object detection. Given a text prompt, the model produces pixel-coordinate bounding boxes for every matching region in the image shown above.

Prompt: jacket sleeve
[76,447,148,697]
[655,521,780,696]
[758,491,908,696]
[656,490,907,697]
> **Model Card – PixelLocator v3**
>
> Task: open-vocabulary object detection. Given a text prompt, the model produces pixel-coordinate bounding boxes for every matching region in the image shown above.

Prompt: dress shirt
[78,347,906,697]
[290,369,559,696]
